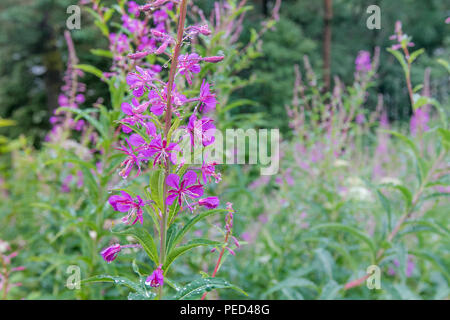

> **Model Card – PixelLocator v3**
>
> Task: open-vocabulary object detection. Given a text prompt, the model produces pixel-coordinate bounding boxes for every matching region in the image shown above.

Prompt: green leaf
[75,64,105,79]
[436,59,450,74]
[311,223,376,259]
[263,278,316,298]
[94,20,109,37]
[167,209,228,254]
[408,48,425,64]
[163,239,221,273]
[315,248,334,279]
[381,183,413,210]
[90,49,113,59]
[82,275,144,294]
[410,250,450,283]
[438,128,450,151]
[382,130,419,157]
[387,48,409,76]
[57,107,108,139]
[44,157,98,199]
[113,226,159,265]
[173,277,247,300]
[103,8,115,22]
[403,219,450,238]
[0,118,16,127]
[318,280,342,300]
[375,189,392,231]
[221,99,258,113]
[149,169,165,210]
[128,291,156,300]
[412,95,431,111]
[109,79,127,111]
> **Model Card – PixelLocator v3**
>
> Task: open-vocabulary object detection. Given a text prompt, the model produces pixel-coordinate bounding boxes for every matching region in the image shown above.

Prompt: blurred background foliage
[1,0,449,145]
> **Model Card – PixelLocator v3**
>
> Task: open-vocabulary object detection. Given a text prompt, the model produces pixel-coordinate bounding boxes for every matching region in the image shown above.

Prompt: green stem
[157,0,189,300]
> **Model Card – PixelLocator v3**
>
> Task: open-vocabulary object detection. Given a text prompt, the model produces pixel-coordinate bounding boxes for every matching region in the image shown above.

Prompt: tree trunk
[323,0,333,92]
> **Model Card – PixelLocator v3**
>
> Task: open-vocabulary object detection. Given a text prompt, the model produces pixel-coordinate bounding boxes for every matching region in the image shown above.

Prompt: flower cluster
[46,31,86,142]
[100,0,229,295]
[355,50,372,73]
[0,240,25,299]
[389,21,415,53]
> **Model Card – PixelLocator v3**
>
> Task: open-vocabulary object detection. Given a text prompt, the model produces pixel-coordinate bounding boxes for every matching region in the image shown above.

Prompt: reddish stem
[201,232,229,300]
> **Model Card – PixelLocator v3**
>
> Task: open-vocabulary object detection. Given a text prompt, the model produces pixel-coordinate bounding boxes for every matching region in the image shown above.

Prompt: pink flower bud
[198,196,220,209]
[198,24,211,36]
[100,244,121,263]
[225,247,236,256]
[155,41,169,55]
[203,56,225,63]
[133,101,150,113]
[128,51,151,60]
[151,29,166,38]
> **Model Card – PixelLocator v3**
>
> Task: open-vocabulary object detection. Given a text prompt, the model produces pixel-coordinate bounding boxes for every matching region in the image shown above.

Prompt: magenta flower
[100,243,141,263]
[198,196,219,209]
[108,191,145,225]
[166,171,204,210]
[389,21,414,51]
[121,99,152,133]
[148,90,166,116]
[58,94,70,107]
[61,175,73,193]
[109,33,130,54]
[100,244,121,263]
[141,135,180,166]
[410,107,429,136]
[355,113,365,124]
[128,1,140,17]
[145,265,164,288]
[148,85,187,116]
[201,161,221,184]
[355,50,371,72]
[153,9,168,24]
[126,66,158,97]
[187,114,216,147]
[178,53,201,85]
[116,138,148,179]
[186,24,212,37]
[199,79,217,113]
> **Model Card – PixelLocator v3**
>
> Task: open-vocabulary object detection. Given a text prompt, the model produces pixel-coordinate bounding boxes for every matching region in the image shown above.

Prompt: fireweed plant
[0,0,278,300]
[0,240,25,299]
[224,22,449,299]
[83,0,246,300]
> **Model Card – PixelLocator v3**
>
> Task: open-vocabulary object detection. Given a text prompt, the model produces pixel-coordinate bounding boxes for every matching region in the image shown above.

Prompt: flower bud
[198,196,220,209]
[203,56,225,63]
[128,51,151,60]
[100,244,121,263]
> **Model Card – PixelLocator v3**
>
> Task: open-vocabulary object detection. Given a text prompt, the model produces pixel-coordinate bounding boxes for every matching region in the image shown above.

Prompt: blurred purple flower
[355,50,371,72]
[115,138,148,179]
[410,107,429,136]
